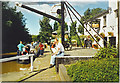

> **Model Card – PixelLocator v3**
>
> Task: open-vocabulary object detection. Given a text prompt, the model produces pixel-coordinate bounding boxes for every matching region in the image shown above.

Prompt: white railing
[0,54,34,72]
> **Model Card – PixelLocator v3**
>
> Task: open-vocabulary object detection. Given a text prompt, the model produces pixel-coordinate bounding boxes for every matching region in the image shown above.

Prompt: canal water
[1,60,30,74]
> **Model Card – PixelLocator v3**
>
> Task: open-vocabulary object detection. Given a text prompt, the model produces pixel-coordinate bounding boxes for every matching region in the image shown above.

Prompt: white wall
[84,0,118,47]
[108,0,118,46]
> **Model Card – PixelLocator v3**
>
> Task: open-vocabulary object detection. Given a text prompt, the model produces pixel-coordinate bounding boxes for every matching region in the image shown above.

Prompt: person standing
[17,41,25,55]
[39,42,44,57]
[50,38,64,68]
[84,38,88,48]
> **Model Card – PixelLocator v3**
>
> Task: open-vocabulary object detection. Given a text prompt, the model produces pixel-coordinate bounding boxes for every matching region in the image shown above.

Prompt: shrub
[96,46,118,59]
[67,58,119,82]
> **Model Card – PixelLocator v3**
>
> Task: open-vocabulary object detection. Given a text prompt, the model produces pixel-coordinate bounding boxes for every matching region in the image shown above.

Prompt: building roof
[86,9,109,22]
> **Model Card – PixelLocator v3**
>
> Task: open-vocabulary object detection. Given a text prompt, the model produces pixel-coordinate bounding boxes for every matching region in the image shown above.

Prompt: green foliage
[69,21,83,47]
[70,21,77,37]
[96,46,118,59]
[82,8,106,22]
[32,35,38,42]
[78,24,84,34]
[2,2,32,53]
[65,22,68,31]
[67,58,119,82]
[53,21,58,31]
[38,16,53,43]
[55,22,68,37]
[100,32,105,38]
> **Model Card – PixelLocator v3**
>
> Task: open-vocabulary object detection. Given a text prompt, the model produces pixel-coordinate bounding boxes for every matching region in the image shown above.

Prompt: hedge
[67,58,119,82]
[96,46,118,59]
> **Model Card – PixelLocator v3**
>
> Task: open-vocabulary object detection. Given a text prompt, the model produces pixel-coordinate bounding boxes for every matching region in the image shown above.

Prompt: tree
[38,16,53,43]
[2,2,32,53]
[69,21,83,47]
[82,8,106,21]
[32,35,38,42]
[84,8,91,20]
[53,21,58,31]
[70,21,77,37]
[65,22,68,31]
[78,24,84,34]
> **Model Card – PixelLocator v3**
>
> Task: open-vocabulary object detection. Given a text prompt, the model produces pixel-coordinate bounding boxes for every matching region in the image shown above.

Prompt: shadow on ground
[18,67,50,82]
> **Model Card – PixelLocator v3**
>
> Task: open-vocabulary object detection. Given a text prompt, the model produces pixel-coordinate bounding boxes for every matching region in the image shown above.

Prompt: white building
[84,0,118,48]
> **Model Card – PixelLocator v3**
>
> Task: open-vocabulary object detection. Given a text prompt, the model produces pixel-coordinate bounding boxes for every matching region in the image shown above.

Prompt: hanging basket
[94,35,100,42]
[100,32,105,38]
[108,32,114,37]
[92,44,99,49]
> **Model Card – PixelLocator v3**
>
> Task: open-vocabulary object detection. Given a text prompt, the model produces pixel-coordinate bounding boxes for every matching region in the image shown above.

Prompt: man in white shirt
[50,38,64,68]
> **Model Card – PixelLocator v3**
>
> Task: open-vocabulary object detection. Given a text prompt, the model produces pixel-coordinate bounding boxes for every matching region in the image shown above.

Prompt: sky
[7,0,109,35]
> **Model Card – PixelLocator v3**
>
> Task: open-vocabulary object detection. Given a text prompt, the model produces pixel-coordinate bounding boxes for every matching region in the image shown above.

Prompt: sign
[92,24,99,28]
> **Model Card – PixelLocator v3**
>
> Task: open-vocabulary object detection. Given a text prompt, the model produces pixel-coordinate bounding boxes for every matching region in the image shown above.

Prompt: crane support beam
[16,3,61,23]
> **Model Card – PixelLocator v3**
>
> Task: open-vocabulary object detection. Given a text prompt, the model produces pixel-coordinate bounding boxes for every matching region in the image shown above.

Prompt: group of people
[17,38,65,68]
[17,40,45,57]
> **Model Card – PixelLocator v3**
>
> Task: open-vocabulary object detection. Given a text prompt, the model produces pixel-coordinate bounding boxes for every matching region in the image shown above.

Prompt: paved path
[21,47,97,81]
[65,47,98,56]
[18,47,61,82]
[1,46,97,82]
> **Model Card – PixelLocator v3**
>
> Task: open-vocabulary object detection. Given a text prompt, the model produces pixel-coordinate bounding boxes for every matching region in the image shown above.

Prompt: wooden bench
[55,55,95,73]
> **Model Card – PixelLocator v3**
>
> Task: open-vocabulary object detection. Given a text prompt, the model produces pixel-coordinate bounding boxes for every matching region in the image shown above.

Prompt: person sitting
[49,38,64,68]
[51,41,56,54]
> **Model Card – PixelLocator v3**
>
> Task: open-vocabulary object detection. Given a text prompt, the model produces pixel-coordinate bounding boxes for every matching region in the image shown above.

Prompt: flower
[100,32,105,38]
[92,44,98,49]
[108,32,114,36]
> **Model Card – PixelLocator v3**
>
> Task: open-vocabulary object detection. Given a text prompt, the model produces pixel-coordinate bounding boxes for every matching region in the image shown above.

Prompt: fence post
[31,55,34,72]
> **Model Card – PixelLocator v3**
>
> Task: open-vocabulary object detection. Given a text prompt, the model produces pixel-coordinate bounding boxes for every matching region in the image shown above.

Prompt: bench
[55,55,95,73]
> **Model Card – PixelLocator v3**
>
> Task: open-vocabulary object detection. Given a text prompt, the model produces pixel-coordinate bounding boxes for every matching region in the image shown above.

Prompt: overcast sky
[4,0,109,35]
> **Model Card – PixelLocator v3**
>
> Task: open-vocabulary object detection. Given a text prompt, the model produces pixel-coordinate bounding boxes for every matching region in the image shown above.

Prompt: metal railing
[0,54,34,72]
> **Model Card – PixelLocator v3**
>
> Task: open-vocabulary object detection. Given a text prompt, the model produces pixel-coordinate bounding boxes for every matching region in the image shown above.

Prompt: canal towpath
[1,47,97,82]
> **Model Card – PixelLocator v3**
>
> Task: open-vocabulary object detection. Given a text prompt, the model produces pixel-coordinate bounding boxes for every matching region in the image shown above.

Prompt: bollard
[31,55,34,72]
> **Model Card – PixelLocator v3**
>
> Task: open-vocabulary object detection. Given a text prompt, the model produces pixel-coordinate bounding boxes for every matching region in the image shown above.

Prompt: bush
[67,58,119,82]
[96,46,118,59]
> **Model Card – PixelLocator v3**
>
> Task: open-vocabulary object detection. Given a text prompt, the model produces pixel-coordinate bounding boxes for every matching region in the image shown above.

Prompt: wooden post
[31,55,34,72]
[61,1,65,46]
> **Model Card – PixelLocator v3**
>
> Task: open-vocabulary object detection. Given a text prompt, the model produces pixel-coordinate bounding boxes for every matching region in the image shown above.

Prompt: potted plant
[96,37,100,42]
[94,35,100,42]
[108,32,114,36]
[94,35,97,38]
[100,32,105,38]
